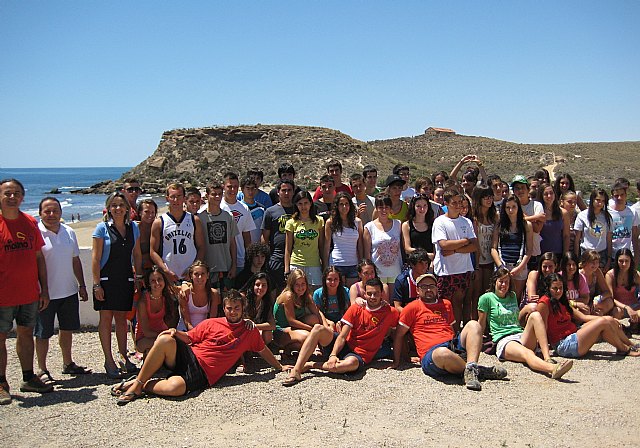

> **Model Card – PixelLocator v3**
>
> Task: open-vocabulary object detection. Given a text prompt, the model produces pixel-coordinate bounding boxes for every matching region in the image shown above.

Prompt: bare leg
[0,332,8,378]
[122,334,184,398]
[58,330,73,366]
[450,289,465,332]
[576,316,628,355]
[15,325,35,372]
[114,311,129,360]
[431,347,466,375]
[287,324,334,380]
[503,340,555,374]
[35,337,49,372]
[308,355,360,374]
[98,310,116,368]
[512,279,525,303]
[459,320,482,363]
[519,311,551,360]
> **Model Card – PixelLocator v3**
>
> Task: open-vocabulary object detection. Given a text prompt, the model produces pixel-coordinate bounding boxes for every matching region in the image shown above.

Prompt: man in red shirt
[113,290,291,405]
[283,277,399,386]
[389,273,507,391]
[0,178,53,404]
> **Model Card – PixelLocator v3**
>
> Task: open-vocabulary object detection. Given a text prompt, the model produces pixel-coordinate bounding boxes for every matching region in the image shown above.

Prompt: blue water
[0,167,131,221]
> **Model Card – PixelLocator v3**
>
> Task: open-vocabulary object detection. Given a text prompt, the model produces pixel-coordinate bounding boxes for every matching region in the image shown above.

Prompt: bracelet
[328,354,338,358]
[135,274,144,279]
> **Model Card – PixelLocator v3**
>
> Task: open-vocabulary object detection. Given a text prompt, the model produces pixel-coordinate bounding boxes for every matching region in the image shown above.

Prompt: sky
[1,1,638,168]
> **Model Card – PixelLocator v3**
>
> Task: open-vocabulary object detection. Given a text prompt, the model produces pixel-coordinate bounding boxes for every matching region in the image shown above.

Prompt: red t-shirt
[539,295,577,345]
[312,183,353,201]
[340,304,399,364]
[187,317,265,385]
[0,212,45,306]
[399,298,455,359]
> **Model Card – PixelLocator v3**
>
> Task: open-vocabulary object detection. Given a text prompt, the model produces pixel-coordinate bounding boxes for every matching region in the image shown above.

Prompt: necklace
[150,293,162,301]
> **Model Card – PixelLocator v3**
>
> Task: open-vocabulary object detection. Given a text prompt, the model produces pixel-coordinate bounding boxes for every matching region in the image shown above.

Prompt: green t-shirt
[477,291,522,342]
[285,216,324,267]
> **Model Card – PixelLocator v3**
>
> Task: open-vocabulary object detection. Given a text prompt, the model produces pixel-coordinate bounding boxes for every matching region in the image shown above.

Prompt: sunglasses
[125,187,142,193]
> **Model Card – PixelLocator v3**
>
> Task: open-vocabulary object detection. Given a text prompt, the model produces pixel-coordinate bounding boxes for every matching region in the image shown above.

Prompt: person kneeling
[389,273,507,391]
[112,289,291,405]
[283,278,399,386]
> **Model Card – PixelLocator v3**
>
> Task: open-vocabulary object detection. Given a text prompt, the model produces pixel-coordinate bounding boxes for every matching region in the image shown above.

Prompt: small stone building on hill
[425,127,456,137]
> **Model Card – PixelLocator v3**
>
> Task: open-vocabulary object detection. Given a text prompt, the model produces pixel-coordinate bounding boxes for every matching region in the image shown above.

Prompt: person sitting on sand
[348,259,390,305]
[537,273,640,359]
[283,277,399,386]
[478,267,573,380]
[388,273,508,391]
[111,289,291,405]
[177,261,220,331]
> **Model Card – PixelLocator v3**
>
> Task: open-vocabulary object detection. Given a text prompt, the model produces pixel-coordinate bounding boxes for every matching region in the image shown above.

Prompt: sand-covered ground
[1,329,638,448]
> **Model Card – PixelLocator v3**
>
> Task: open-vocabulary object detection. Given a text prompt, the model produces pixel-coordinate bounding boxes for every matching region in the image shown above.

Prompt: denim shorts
[555,333,580,358]
[0,301,40,333]
[333,265,359,280]
[421,335,465,378]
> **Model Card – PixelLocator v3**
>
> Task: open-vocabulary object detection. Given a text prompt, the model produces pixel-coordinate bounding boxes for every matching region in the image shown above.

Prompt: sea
[0,167,134,221]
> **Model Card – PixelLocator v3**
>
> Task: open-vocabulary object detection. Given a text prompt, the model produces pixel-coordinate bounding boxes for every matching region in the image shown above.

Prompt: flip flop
[62,362,92,375]
[551,359,573,379]
[116,390,143,406]
[110,376,138,397]
[616,347,640,357]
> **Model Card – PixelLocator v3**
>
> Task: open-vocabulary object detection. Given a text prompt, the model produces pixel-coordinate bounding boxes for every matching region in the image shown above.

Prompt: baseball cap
[416,273,438,284]
[383,174,406,187]
[511,175,529,187]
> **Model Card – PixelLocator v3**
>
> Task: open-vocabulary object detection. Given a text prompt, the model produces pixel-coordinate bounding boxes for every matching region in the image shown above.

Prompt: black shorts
[171,338,209,394]
[320,332,365,371]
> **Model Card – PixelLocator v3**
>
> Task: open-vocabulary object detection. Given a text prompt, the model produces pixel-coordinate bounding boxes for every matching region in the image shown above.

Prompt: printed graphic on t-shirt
[207,221,228,244]
[377,240,400,266]
[277,214,292,233]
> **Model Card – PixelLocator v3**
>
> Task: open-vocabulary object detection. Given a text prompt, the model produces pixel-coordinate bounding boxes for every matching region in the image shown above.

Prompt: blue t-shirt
[313,286,350,323]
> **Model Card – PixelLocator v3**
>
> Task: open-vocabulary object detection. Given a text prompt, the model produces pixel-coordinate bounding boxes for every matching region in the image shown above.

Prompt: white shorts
[290,265,323,286]
[496,333,523,359]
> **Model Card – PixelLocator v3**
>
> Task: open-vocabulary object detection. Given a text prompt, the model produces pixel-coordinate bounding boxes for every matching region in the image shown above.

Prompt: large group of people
[1,155,639,406]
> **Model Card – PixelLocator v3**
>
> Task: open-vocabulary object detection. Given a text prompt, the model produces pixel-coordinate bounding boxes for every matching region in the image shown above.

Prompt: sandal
[116,390,144,406]
[62,362,92,375]
[616,347,640,357]
[110,376,138,397]
[38,370,55,384]
[551,359,573,379]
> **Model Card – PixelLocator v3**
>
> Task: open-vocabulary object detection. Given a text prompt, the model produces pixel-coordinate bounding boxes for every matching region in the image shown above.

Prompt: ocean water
[0,167,131,221]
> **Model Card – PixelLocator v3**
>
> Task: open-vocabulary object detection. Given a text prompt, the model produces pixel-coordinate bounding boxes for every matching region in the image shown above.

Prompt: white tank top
[160,212,198,280]
[330,226,359,266]
[177,290,210,331]
[365,219,402,279]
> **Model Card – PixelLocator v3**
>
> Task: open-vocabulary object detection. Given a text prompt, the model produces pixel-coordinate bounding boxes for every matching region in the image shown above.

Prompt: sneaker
[20,375,54,393]
[478,364,508,380]
[463,364,481,391]
[0,383,11,405]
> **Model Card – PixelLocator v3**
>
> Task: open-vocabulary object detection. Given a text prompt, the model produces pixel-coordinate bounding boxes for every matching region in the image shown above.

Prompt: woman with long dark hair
[177,260,220,331]
[313,266,350,331]
[491,194,532,300]
[242,272,276,344]
[349,259,390,304]
[574,188,612,270]
[553,173,587,211]
[537,273,639,358]
[323,192,363,287]
[537,184,570,258]
[605,249,640,323]
[401,193,435,259]
[478,267,572,378]
[472,186,498,298]
[559,252,590,313]
[284,190,325,289]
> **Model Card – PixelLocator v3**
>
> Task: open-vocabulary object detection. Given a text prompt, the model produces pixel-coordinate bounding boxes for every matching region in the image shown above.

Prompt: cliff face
[81,124,640,195]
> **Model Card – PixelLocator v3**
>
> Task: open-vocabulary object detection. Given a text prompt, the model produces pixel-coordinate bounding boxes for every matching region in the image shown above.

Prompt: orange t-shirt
[341,304,399,364]
[399,298,455,359]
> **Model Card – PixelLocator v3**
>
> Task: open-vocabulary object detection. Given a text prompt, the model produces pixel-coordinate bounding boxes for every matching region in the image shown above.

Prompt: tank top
[388,202,409,222]
[477,222,495,265]
[498,229,525,265]
[135,292,167,340]
[160,212,198,280]
[330,226,359,266]
[540,218,563,255]
[177,290,210,330]
[273,299,307,329]
[409,220,433,253]
[365,220,402,279]
[613,282,639,306]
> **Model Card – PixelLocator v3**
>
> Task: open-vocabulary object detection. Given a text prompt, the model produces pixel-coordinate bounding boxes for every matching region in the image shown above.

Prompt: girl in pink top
[559,252,590,313]
[605,249,640,324]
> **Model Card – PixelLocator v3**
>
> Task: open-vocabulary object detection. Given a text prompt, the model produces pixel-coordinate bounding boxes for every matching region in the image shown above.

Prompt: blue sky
[1,1,638,167]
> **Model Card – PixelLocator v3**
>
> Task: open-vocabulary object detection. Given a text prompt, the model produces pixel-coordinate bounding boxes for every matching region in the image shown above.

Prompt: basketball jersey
[160,212,198,280]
